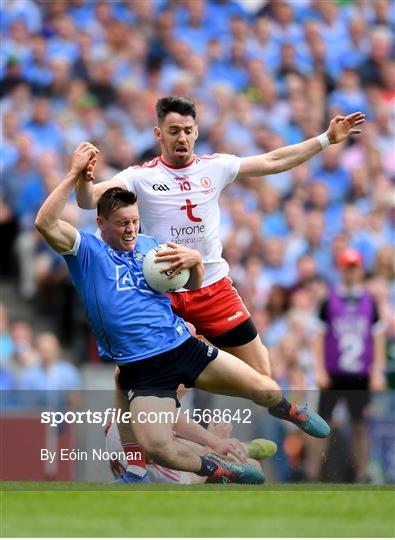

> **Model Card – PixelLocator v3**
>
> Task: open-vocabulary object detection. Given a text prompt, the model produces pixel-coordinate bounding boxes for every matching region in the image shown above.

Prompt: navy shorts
[117,337,218,404]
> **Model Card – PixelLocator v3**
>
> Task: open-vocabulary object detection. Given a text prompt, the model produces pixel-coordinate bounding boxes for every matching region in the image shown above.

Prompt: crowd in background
[1,0,394,397]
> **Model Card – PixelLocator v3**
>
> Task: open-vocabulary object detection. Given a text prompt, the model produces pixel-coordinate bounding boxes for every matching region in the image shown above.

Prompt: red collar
[159,155,196,169]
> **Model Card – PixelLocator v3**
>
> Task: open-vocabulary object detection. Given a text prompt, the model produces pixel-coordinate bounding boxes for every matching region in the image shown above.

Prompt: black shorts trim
[117,337,218,403]
[209,317,258,348]
[318,375,370,422]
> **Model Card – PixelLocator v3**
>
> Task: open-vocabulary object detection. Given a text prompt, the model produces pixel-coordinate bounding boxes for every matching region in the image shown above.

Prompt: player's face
[98,205,140,252]
[154,112,198,166]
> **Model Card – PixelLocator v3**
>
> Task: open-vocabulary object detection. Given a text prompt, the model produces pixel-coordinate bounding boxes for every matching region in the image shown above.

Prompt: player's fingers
[78,146,96,157]
[158,264,173,273]
[155,250,179,258]
[155,255,179,264]
[347,113,365,125]
[230,439,248,459]
[347,111,364,120]
[78,142,95,151]
[226,452,241,463]
[80,141,100,152]
[165,263,184,278]
[350,128,362,134]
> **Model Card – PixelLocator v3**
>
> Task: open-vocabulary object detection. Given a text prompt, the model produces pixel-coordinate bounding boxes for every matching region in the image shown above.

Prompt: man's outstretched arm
[236,112,365,179]
[36,142,98,252]
[75,157,125,209]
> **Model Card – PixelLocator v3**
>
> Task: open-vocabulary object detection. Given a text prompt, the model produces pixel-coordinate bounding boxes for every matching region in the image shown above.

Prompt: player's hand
[79,153,97,183]
[70,142,99,179]
[207,420,233,439]
[316,369,331,390]
[211,438,248,463]
[369,372,387,391]
[326,112,365,144]
[155,242,202,279]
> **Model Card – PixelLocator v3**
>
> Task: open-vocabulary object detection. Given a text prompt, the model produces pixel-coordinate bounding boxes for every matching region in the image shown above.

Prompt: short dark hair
[97,188,137,219]
[156,96,196,123]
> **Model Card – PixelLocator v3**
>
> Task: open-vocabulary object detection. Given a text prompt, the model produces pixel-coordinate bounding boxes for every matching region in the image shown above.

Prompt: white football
[143,244,190,292]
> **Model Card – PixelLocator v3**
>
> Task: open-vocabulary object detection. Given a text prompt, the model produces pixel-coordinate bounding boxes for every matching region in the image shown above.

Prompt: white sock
[126,465,147,477]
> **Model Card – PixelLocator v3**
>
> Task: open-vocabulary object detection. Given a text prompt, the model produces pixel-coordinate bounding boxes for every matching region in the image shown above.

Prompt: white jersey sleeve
[59,230,81,257]
[112,166,139,193]
[215,153,240,188]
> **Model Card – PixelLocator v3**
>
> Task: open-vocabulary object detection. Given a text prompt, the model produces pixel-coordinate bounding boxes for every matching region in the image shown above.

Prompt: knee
[252,377,281,407]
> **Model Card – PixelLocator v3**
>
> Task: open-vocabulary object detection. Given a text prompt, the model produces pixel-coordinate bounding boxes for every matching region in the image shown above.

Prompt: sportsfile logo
[227,311,243,322]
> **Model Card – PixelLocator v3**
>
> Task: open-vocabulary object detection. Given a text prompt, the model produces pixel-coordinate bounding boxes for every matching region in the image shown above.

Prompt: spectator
[312,144,350,203]
[359,26,394,87]
[23,97,64,154]
[307,249,386,482]
[0,303,14,369]
[262,285,290,347]
[18,331,80,407]
[8,318,39,385]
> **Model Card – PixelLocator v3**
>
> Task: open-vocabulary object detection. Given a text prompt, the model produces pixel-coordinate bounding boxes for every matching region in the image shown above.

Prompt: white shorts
[104,421,193,484]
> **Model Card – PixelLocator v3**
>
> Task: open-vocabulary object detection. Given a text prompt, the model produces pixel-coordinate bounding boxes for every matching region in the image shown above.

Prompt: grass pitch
[1,482,394,537]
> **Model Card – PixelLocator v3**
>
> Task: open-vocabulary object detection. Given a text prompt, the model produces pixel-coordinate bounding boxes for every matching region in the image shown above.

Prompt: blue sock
[197,456,218,477]
[268,397,292,419]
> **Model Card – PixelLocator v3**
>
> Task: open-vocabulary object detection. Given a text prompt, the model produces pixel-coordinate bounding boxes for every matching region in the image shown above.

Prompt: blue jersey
[63,231,190,364]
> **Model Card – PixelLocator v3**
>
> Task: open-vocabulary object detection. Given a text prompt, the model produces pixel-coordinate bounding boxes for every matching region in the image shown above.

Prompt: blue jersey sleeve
[62,230,100,289]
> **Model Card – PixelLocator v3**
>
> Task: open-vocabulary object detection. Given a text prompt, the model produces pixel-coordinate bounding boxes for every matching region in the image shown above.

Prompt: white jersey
[113,154,240,288]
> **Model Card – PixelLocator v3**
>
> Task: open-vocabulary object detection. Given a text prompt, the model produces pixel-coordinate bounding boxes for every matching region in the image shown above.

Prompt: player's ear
[154,126,161,141]
[194,124,199,141]
[97,216,104,230]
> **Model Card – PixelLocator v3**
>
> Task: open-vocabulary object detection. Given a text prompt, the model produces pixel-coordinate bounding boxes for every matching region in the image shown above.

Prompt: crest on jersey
[200,177,212,189]
[134,250,143,261]
[200,176,215,195]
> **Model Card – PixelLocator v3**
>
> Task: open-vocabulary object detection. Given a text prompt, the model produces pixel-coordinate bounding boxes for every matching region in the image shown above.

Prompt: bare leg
[195,349,280,407]
[221,335,271,377]
[195,350,330,439]
[130,396,203,473]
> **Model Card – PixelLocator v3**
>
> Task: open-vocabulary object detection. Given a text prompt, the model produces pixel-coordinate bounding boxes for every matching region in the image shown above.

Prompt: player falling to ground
[105,417,277,485]
[76,97,365,379]
[112,371,277,483]
[306,249,386,482]
[36,143,330,484]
